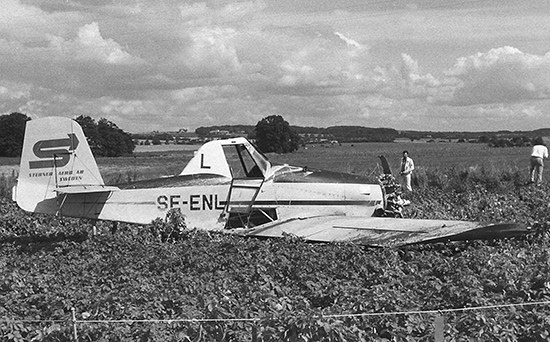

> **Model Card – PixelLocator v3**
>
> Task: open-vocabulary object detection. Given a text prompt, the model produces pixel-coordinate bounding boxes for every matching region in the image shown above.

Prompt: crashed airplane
[12,117,527,247]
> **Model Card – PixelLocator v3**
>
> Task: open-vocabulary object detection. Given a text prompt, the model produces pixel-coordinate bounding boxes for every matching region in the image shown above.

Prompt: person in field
[399,150,415,192]
[530,137,548,184]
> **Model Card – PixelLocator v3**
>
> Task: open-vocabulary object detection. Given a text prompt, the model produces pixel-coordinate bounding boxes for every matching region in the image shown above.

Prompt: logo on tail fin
[29,134,79,169]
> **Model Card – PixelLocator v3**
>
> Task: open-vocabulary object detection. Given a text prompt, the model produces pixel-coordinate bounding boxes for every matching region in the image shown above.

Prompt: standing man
[400,150,415,192]
[530,137,548,184]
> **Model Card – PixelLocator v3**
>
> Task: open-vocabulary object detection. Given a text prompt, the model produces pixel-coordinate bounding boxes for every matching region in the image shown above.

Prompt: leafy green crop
[2,163,550,340]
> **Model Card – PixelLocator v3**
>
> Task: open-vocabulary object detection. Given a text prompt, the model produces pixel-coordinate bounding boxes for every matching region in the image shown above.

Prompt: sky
[2,0,550,133]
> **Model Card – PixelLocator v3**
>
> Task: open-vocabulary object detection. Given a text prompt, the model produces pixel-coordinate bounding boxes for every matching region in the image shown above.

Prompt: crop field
[2,142,550,341]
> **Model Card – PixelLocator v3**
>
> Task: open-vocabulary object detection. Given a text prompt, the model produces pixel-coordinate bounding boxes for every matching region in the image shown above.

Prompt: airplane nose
[373,205,385,217]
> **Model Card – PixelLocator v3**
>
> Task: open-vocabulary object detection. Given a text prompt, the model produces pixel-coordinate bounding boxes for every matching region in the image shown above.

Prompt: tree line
[75,115,134,157]
[195,123,399,143]
[2,112,548,158]
[0,113,134,157]
[0,113,300,156]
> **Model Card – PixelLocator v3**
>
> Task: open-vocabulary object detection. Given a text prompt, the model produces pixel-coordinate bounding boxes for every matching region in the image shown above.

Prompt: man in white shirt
[530,137,548,184]
[400,150,415,191]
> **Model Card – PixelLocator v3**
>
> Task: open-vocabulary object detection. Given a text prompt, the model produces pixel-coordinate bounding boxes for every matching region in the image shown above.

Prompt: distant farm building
[134,129,201,145]
[299,133,334,144]
[209,129,231,136]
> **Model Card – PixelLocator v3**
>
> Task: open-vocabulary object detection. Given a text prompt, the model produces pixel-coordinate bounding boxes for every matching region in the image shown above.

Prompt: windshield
[223,144,266,178]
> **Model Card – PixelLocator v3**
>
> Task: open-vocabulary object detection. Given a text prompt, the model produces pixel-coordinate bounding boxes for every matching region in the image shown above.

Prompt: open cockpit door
[180,137,276,228]
[225,178,264,214]
[222,176,278,229]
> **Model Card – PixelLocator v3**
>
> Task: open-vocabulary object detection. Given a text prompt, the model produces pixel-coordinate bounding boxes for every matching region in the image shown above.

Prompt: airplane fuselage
[14,117,527,246]
[52,169,384,230]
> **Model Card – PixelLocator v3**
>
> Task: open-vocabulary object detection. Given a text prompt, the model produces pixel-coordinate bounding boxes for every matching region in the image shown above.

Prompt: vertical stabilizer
[14,117,105,213]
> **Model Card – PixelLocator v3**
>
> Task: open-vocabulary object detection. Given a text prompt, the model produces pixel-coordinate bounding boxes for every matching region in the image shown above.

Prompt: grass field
[269,142,532,178]
[1,141,535,185]
[112,142,536,184]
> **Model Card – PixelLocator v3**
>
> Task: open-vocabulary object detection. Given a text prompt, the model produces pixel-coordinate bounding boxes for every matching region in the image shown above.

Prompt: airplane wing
[243,216,528,247]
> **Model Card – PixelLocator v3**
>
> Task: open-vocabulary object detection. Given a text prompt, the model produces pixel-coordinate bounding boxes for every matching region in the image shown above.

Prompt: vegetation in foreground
[2,167,550,341]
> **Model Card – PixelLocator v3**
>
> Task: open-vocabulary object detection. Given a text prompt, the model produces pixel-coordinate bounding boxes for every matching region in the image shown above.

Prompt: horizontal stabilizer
[55,185,120,194]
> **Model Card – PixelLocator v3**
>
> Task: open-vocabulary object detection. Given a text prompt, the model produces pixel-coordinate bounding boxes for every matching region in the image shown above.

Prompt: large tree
[255,115,300,153]
[75,116,135,157]
[0,112,31,157]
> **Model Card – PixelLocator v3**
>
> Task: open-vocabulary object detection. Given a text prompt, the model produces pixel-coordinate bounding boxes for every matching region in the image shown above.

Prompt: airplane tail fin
[13,117,107,213]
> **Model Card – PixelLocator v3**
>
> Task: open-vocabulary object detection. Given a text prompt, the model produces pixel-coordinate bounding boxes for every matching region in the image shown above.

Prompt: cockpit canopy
[180,137,271,179]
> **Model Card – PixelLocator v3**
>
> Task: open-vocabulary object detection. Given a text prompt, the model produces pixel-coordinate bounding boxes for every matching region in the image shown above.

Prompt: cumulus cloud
[0,0,49,38]
[265,29,370,92]
[0,82,32,117]
[368,47,550,111]
[1,21,148,97]
[185,27,242,76]
[0,82,30,100]
[444,46,550,105]
[76,23,137,64]
[178,1,265,26]
[1,0,377,125]
[366,54,441,101]
[46,22,141,65]
[2,0,550,132]
[0,0,87,43]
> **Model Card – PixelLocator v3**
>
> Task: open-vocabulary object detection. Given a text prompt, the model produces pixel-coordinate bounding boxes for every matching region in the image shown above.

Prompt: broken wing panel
[244,216,527,247]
